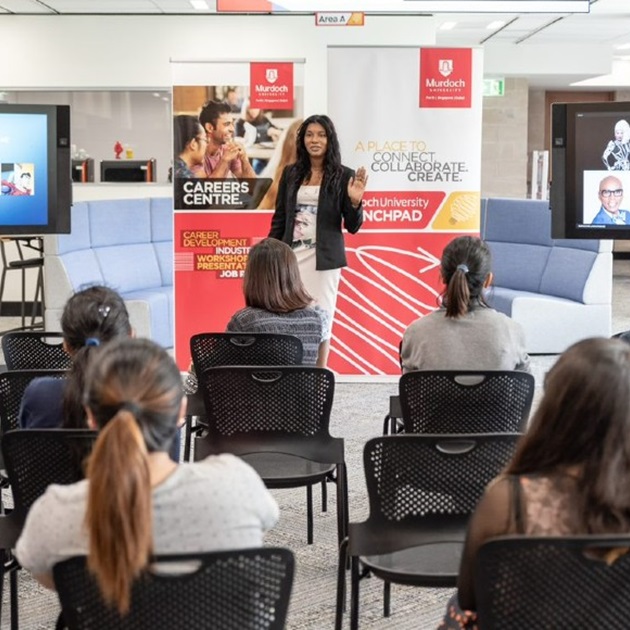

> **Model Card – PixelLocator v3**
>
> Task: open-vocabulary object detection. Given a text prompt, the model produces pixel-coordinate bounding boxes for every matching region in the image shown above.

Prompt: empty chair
[184,332,304,460]
[196,365,348,546]
[54,547,295,630]
[399,370,535,434]
[475,535,630,629]
[1,331,71,371]
[335,433,521,630]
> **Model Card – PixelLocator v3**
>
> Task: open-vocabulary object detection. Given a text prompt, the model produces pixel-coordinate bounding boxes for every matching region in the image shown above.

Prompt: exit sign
[483,78,505,97]
[315,12,364,26]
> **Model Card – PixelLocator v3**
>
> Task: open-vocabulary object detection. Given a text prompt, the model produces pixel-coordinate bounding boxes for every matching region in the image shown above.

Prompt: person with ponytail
[19,285,133,430]
[400,235,530,373]
[16,337,279,612]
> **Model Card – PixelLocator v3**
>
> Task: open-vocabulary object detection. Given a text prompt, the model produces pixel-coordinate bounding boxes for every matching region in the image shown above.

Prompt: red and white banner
[327,46,483,375]
[250,62,294,109]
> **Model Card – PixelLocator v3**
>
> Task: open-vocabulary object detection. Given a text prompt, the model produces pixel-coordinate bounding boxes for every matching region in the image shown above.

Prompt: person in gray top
[401,236,530,374]
[16,338,278,614]
[184,238,330,393]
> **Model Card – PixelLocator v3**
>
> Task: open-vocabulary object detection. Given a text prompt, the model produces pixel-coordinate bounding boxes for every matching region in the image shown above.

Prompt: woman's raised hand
[348,166,368,207]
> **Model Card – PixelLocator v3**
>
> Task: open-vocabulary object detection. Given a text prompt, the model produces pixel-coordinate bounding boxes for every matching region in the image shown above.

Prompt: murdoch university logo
[266,68,278,84]
[438,59,453,78]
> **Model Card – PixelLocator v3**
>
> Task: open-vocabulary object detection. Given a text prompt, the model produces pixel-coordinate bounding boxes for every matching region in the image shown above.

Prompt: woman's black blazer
[268,164,363,270]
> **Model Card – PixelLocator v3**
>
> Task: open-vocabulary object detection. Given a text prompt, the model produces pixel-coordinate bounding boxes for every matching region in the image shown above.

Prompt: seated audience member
[400,236,530,373]
[258,118,303,210]
[439,337,630,629]
[184,238,330,393]
[19,285,132,430]
[173,114,207,178]
[15,337,279,613]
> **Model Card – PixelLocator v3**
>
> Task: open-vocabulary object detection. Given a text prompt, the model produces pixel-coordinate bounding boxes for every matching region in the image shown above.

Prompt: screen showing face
[574,111,630,231]
[0,112,49,226]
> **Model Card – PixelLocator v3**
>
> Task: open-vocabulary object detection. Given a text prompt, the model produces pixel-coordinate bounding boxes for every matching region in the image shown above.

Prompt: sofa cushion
[94,244,162,293]
[539,247,597,303]
[89,199,151,247]
[488,242,550,294]
[60,250,105,289]
[483,198,553,247]
[53,202,92,256]
[151,198,173,243]
[153,242,173,287]
[124,288,173,348]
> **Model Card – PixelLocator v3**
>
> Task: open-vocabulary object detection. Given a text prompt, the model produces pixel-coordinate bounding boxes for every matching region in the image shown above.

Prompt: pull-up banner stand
[327,46,483,375]
[171,60,304,371]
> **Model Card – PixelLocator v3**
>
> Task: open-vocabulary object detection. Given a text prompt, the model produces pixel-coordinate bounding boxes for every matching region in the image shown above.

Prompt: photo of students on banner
[172,83,302,210]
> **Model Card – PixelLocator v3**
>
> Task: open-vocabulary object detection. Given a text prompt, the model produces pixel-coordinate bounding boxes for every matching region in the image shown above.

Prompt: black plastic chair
[398,370,535,434]
[54,547,295,630]
[196,365,348,546]
[0,429,97,630]
[475,535,630,629]
[0,369,68,434]
[1,331,71,371]
[335,433,522,630]
[185,332,304,461]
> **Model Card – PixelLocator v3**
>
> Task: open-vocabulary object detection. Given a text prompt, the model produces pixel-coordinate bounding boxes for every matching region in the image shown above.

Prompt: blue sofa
[481,198,612,354]
[44,197,173,349]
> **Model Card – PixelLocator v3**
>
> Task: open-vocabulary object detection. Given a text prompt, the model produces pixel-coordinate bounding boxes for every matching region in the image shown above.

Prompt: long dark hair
[291,114,343,195]
[440,236,491,318]
[84,337,183,614]
[61,286,132,429]
[507,337,630,534]
[173,114,202,156]
[244,238,312,313]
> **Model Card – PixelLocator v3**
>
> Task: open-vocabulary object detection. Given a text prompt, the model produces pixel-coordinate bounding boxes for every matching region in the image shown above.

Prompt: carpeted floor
[3,259,630,629]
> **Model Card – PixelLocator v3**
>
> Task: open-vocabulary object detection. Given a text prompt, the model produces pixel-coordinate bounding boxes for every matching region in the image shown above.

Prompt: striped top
[227,306,330,365]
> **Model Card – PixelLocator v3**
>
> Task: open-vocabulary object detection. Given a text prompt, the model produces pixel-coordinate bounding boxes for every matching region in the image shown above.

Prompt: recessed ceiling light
[190,0,209,9]
[487,20,505,30]
[439,21,457,31]
[615,43,630,51]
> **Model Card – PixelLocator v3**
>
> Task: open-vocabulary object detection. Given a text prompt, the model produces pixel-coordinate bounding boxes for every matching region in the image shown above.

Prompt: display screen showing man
[591,175,630,225]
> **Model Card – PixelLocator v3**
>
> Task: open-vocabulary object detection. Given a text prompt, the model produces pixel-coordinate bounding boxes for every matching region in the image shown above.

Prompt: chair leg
[382,413,391,435]
[9,564,18,630]
[0,267,7,318]
[350,555,361,630]
[19,268,26,329]
[306,484,313,545]
[334,537,349,630]
[321,479,327,512]
[384,580,391,617]
[335,462,349,546]
[184,415,193,462]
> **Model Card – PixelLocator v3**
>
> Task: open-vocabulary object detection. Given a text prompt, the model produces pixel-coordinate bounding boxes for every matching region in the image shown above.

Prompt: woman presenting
[268,114,368,342]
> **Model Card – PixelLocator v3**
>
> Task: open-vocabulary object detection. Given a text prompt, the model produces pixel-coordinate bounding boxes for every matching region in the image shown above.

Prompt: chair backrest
[363,434,521,524]
[54,547,295,630]
[0,369,68,433]
[190,333,304,376]
[399,371,535,434]
[2,429,97,518]
[199,366,334,439]
[1,331,71,370]
[475,535,630,629]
